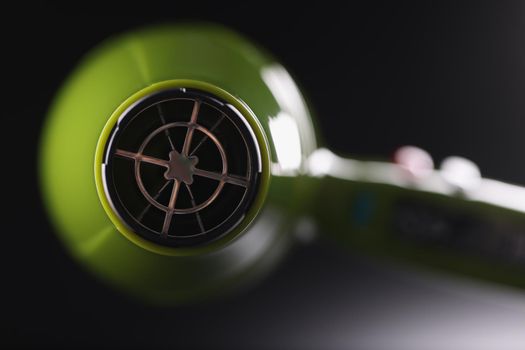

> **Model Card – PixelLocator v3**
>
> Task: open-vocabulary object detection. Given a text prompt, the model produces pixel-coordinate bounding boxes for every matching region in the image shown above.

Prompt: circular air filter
[100,87,263,248]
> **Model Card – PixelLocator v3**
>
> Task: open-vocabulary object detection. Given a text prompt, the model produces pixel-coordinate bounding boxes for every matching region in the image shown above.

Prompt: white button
[440,156,481,192]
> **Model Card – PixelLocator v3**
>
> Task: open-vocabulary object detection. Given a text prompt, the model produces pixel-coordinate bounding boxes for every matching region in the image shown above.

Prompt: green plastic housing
[40,24,318,304]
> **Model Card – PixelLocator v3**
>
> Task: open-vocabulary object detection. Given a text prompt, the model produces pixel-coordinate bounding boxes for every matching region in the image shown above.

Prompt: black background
[4,1,525,349]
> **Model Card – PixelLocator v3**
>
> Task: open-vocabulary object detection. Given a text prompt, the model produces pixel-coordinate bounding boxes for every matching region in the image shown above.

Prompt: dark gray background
[3,1,525,348]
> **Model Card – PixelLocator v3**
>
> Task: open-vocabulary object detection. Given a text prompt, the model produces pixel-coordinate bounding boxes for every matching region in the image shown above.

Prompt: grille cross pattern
[102,88,261,247]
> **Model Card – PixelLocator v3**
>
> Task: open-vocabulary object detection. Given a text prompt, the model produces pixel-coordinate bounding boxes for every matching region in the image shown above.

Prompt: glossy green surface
[40,24,318,304]
[311,175,525,288]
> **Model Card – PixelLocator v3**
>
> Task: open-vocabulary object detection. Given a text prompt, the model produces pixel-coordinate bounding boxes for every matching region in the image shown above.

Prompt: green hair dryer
[40,24,525,304]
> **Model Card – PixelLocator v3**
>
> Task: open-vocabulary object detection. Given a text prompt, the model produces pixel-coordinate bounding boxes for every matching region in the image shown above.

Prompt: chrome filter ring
[101,88,262,248]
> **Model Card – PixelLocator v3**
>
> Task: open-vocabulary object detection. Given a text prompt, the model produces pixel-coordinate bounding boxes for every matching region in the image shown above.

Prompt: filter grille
[102,88,262,248]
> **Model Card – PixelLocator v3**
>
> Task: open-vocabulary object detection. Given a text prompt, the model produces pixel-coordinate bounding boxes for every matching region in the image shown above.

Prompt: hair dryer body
[41,24,525,305]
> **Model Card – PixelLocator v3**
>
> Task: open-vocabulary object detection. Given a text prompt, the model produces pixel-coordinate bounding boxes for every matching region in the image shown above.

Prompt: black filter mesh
[102,88,262,248]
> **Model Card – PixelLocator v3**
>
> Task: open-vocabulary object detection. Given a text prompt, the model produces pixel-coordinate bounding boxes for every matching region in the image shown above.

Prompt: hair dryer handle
[306,148,525,288]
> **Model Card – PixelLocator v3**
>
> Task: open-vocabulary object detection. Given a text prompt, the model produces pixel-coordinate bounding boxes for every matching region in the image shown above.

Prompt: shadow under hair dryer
[40,24,525,304]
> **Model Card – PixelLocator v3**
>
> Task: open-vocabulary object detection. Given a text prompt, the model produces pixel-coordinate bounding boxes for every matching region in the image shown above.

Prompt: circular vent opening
[101,87,263,248]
